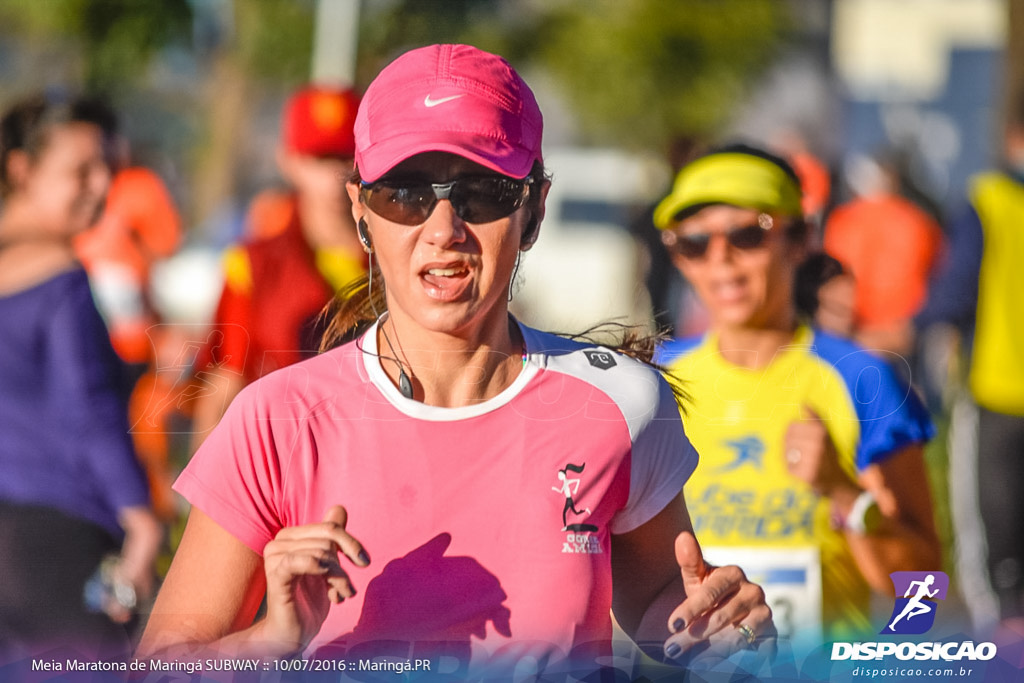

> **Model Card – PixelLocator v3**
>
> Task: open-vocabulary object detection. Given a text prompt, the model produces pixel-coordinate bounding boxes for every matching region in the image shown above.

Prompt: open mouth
[710,277,748,303]
[425,266,469,277]
[420,263,473,300]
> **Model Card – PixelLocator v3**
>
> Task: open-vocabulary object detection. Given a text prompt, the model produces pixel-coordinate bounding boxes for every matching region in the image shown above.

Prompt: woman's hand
[109,505,162,623]
[260,505,370,655]
[663,532,777,666]
[784,406,857,498]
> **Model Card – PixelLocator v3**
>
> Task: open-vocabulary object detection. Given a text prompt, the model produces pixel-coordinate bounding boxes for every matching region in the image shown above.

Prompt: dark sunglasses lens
[452,177,528,223]
[364,184,436,225]
[675,233,711,258]
[364,177,528,225]
[728,225,769,250]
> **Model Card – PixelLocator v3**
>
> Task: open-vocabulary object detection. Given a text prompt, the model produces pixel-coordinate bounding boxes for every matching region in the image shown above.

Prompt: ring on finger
[736,623,757,648]
[786,448,802,465]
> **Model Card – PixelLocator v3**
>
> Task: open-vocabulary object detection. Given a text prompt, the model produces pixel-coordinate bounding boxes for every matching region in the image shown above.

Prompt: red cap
[282,86,360,157]
[354,44,543,183]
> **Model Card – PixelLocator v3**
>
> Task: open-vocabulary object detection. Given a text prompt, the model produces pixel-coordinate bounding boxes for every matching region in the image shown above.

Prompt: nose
[702,231,735,264]
[421,198,467,248]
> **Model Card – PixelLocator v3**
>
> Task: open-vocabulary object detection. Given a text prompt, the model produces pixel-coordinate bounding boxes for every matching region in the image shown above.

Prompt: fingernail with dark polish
[665,643,682,660]
[358,550,370,565]
[318,557,331,569]
[672,618,685,633]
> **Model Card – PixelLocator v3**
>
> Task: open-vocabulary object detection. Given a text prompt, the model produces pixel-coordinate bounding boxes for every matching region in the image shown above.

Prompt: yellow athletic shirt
[659,325,933,643]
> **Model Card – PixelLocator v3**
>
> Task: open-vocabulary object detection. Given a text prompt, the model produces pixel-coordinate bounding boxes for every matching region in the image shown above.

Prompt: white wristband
[845,489,878,535]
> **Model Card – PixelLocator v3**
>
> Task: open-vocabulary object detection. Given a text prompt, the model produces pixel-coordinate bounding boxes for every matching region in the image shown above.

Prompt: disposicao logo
[831,570,997,663]
[882,571,948,635]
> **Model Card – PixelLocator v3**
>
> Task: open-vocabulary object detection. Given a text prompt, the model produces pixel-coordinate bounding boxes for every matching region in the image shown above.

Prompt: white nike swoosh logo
[423,94,465,108]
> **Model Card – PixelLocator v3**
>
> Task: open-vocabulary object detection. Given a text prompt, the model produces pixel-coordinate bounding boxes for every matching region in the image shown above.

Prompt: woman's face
[667,204,803,331]
[349,152,547,339]
[16,122,111,235]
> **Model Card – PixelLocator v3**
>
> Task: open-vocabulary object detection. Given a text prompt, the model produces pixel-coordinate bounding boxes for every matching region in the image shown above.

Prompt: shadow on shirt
[313,532,511,667]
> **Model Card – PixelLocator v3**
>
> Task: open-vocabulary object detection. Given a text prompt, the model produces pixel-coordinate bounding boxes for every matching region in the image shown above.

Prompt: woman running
[656,143,940,646]
[138,45,776,678]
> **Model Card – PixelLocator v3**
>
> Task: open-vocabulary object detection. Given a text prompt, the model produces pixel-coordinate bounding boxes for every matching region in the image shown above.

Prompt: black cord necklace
[364,253,415,399]
[379,320,414,399]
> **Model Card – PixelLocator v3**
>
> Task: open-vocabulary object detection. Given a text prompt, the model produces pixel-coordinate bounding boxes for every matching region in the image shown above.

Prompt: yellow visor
[654,152,803,229]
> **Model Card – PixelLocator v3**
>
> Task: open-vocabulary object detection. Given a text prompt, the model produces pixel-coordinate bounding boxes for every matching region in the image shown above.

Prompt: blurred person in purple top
[0,93,162,661]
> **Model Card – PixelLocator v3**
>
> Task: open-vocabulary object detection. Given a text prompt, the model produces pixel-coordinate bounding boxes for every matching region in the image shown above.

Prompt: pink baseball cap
[354,44,543,183]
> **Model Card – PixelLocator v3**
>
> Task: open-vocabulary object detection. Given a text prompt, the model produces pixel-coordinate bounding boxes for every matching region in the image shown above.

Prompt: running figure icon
[553,463,597,532]
[888,574,939,631]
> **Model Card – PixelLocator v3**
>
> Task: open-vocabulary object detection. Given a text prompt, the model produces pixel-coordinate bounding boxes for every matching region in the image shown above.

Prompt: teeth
[427,267,465,276]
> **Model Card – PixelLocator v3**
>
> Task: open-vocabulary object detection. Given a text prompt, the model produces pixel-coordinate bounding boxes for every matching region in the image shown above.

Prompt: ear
[4,149,31,191]
[669,250,695,280]
[660,230,692,277]
[357,218,373,253]
[520,215,539,250]
[520,178,550,251]
[347,179,364,223]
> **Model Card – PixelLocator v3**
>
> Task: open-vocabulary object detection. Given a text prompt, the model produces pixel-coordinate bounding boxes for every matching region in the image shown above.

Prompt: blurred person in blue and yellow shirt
[654,144,939,648]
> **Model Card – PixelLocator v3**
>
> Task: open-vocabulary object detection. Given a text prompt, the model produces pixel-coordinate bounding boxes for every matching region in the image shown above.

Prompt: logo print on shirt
[583,349,616,370]
[717,435,765,472]
[554,463,601,554]
[423,94,465,108]
[882,571,949,635]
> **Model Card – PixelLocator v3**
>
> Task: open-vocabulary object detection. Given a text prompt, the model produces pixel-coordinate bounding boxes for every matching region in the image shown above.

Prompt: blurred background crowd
[1,0,1022,663]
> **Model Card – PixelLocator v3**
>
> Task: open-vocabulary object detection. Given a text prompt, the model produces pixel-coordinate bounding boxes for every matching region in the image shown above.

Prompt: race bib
[702,546,822,649]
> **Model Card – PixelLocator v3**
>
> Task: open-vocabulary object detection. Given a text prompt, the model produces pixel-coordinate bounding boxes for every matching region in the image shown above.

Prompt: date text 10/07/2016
[274,658,433,674]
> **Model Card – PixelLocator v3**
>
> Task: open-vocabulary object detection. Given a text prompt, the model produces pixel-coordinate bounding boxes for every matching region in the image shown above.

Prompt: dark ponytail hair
[318,269,386,352]
[794,251,846,319]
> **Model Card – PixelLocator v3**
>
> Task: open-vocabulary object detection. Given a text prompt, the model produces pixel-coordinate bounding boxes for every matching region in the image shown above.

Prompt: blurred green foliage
[0,0,316,93]
[233,0,315,84]
[0,0,788,155]
[357,0,503,63]
[358,0,788,150]
[0,0,192,96]
[539,0,785,148]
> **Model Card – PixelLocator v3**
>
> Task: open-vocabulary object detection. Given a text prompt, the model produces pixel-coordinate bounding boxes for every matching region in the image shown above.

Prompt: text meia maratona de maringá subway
[32,660,128,672]
[30,659,261,674]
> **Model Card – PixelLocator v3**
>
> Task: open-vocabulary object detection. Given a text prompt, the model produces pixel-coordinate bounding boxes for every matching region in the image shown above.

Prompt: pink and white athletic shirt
[175,320,696,676]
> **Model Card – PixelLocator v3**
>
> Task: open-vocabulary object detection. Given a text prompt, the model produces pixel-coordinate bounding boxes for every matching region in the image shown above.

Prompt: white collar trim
[359,318,539,421]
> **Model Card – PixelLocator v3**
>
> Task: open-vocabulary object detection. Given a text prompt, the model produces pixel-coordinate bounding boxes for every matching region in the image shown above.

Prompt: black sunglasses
[661,215,775,259]
[360,175,534,226]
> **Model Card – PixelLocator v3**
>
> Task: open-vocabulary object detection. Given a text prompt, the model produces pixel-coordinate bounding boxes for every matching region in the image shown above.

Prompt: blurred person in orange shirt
[189,86,367,450]
[823,152,944,358]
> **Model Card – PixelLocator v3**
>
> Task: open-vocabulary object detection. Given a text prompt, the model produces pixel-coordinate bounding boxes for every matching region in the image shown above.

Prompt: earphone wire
[364,250,415,398]
[508,251,522,302]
